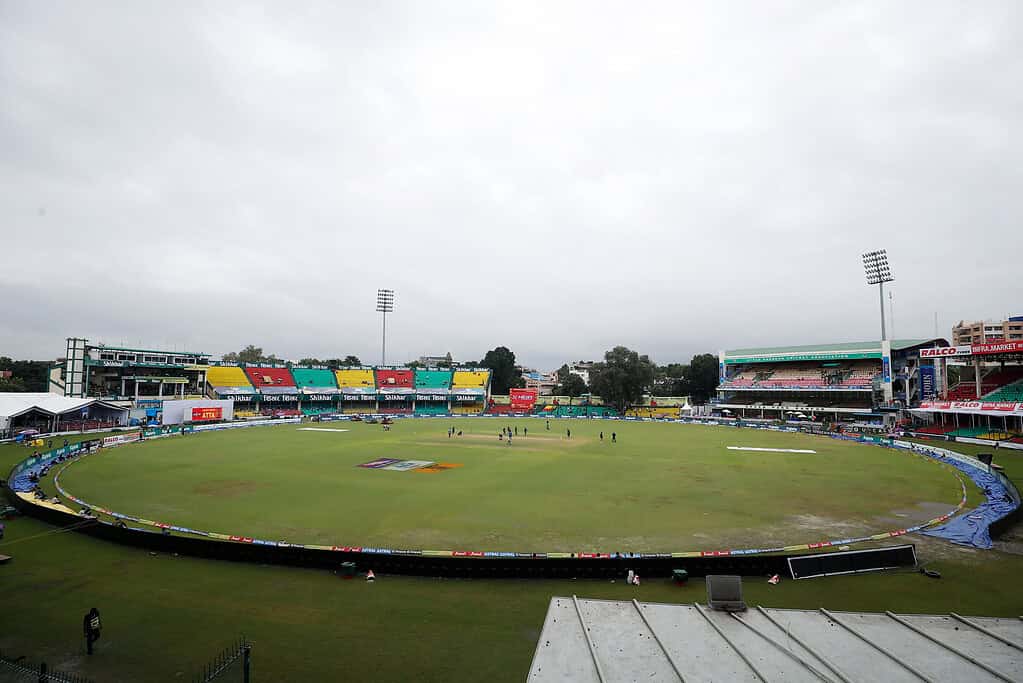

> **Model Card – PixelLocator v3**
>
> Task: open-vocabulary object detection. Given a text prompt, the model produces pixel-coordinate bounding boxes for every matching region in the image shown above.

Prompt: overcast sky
[1,2,1020,369]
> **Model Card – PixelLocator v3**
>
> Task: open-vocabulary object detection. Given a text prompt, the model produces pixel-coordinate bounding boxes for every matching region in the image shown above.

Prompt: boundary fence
[4,417,1019,578]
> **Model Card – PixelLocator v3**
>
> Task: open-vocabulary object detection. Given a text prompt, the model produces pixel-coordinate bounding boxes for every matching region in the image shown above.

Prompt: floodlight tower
[376,289,395,366]
[862,250,894,341]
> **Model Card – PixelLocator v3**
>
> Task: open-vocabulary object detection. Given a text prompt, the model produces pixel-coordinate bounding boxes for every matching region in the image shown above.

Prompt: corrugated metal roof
[529,597,1023,682]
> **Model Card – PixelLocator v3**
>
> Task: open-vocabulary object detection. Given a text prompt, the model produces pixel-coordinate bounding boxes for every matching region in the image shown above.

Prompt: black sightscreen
[788,544,916,579]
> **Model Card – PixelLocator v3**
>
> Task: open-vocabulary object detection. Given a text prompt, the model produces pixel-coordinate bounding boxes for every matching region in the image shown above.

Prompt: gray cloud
[1,1,1020,368]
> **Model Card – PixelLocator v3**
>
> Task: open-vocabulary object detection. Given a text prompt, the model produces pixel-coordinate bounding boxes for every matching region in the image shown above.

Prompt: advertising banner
[919,365,936,400]
[920,345,972,358]
[102,432,141,447]
[509,388,538,411]
[191,406,223,422]
[917,401,1023,416]
[972,341,1023,355]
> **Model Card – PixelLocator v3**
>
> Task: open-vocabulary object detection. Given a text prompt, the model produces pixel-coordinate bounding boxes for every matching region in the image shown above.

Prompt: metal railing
[0,651,95,683]
[193,637,252,683]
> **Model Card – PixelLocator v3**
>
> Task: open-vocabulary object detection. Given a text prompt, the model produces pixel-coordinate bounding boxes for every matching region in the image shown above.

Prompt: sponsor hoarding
[972,341,1023,355]
[191,406,223,422]
[919,365,936,400]
[920,345,972,358]
[509,388,538,411]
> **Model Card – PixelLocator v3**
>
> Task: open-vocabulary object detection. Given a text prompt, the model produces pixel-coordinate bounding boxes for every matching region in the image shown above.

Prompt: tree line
[0,357,50,392]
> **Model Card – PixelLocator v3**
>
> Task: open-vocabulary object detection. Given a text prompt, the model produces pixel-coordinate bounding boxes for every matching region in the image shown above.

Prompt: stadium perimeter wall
[5,417,1019,579]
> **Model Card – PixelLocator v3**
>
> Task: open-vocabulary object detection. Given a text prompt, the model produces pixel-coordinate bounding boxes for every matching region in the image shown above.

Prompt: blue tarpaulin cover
[920,449,1017,549]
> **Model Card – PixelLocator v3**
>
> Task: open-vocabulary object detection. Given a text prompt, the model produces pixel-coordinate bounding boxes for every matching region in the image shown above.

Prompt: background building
[952,316,1023,345]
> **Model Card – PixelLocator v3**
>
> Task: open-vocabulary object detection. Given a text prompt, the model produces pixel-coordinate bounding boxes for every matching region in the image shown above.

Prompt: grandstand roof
[726,339,938,356]
[723,339,946,363]
[0,393,123,419]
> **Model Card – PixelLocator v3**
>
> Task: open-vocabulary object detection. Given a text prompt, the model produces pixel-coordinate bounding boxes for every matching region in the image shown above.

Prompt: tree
[559,373,588,397]
[438,352,454,369]
[652,362,689,396]
[587,346,656,412]
[0,375,27,392]
[480,346,524,394]
[555,364,587,397]
[684,353,720,404]
[220,345,281,364]
[404,360,422,369]
[298,358,323,366]
[0,358,49,392]
[340,355,362,367]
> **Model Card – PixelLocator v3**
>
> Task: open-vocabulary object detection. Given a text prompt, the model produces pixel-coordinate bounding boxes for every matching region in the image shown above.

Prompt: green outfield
[2,424,1022,682]
[55,420,973,552]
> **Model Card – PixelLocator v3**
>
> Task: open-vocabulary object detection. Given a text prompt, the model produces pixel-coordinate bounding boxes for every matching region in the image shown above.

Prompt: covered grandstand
[909,340,1023,444]
[200,365,493,416]
[715,339,945,422]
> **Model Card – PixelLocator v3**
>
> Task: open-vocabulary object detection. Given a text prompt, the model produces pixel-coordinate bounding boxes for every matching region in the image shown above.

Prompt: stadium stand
[913,424,956,436]
[452,371,489,389]
[624,406,681,419]
[719,361,880,391]
[451,404,484,415]
[414,370,452,389]
[984,378,1023,402]
[243,367,297,388]
[414,403,448,415]
[290,368,339,390]
[207,366,254,389]
[335,369,376,388]
[375,369,413,389]
[948,367,1023,400]
[379,405,413,414]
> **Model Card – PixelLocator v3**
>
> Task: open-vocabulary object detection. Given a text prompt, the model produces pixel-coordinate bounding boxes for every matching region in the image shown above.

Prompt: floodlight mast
[862,250,894,342]
[376,289,395,366]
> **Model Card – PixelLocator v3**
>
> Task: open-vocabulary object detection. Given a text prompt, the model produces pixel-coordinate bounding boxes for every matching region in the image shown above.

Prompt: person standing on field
[83,608,101,655]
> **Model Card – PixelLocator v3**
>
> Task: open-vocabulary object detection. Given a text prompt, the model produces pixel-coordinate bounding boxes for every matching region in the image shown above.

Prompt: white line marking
[297,428,351,433]
[727,446,816,454]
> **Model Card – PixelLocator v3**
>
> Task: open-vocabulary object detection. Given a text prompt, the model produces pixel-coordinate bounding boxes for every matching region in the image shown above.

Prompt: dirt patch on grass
[192,480,265,498]
[874,501,958,526]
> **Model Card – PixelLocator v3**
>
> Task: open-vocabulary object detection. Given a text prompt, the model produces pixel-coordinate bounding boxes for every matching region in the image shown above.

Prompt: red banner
[980,402,1018,411]
[972,341,1023,355]
[509,388,538,411]
[191,406,223,422]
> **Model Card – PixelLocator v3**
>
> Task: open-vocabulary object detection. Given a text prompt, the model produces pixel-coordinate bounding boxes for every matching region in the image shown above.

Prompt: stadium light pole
[376,289,394,366]
[862,250,894,341]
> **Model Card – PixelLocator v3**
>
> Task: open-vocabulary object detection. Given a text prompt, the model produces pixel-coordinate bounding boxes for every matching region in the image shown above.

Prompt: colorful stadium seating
[719,362,878,390]
[948,367,1023,400]
[452,371,489,389]
[335,369,376,388]
[375,369,413,389]
[244,367,297,388]
[207,366,254,388]
[913,424,955,436]
[983,379,1023,402]
[290,368,338,390]
[414,370,452,389]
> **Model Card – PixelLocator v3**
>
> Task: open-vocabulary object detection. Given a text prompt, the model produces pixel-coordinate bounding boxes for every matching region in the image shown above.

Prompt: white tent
[0,393,127,436]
